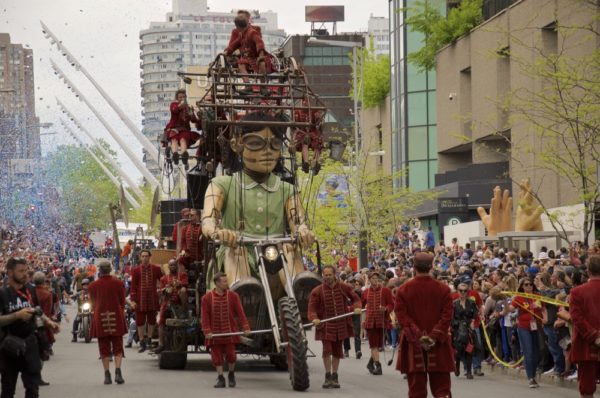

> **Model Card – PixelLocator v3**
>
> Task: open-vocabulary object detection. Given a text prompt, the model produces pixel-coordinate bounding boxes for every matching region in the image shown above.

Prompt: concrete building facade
[435,0,599,221]
[368,15,390,57]
[0,33,41,196]
[139,0,286,171]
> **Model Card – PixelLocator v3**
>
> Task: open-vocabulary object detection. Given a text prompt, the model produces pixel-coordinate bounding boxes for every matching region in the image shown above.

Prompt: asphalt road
[17,303,579,398]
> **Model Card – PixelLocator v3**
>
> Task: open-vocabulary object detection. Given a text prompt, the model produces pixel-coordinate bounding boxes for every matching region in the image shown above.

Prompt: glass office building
[389,0,439,192]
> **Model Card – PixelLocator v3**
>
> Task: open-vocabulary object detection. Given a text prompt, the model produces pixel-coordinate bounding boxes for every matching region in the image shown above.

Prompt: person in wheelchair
[293,99,324,175]
[223,16,272,96]
[71,278,91,342]
[164,89,202,168]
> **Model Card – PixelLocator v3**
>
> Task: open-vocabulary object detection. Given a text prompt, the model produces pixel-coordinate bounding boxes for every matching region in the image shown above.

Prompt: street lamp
[306,37,363,157]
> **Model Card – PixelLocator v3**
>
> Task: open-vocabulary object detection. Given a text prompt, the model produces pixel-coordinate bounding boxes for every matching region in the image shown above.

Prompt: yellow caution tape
[501,291,569,307]
[480,316,524,368]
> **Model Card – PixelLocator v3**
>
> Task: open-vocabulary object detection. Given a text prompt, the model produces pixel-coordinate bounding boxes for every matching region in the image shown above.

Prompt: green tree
[350,40,391,108]
[45,144,119,230]
[303,153,437,265]
[403,0,483,72]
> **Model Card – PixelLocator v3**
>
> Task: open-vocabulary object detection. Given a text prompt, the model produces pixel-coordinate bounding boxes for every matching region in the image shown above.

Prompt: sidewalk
[483,363,578,391]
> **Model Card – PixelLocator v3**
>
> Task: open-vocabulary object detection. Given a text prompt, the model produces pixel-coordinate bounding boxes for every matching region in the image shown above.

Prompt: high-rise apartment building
[0,33,41,198]
[139,0,286,172]
[0,33,40,161]
[367,15,390,56]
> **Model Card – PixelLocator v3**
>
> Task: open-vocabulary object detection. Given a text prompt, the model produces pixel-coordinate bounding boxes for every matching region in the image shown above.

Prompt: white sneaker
[543,367,557,376]
[566,371,578,381]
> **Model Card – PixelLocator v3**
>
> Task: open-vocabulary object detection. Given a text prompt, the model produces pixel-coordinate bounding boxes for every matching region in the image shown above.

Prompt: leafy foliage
[45,143,119,230]
[404,0,483,72]
[350,40,391,108]
[303,153,437,265]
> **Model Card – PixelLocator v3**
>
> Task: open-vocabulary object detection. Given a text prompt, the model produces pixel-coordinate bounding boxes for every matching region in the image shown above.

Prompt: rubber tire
[278,297,309,391]
[158,351,187,370]
[82,316,91,343]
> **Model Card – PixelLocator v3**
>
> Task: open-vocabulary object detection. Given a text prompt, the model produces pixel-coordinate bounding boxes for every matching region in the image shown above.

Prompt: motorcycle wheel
[278,297,309,391]
[82,316,91,343]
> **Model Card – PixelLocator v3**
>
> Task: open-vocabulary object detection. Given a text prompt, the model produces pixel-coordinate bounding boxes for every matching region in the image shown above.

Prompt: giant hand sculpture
[515,178,544,232]
[477,186,513,236]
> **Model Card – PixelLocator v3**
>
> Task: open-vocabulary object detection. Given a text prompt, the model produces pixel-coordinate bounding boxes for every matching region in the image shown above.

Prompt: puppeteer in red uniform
[201,272,250,388]
[164,89,201,167]
[293,99,323,174]
[362,272,395,375]
[179,208,203,271]
[130,250,162,352]
[308,265,362,389]
[155,259,189,354]
[89,260,127,385]
[394,252,454,398]
[569,255,600,398]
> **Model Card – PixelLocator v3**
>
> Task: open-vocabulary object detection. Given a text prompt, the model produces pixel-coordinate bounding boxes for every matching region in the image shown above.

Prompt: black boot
[330,372,340,388]
[172,152,180,165]
[104,370,112,385]
[138,339,147,353]
[322,372,332,389]
[114,368,124,384]
[214,375,226,388]
[367,357,374,374]
[181,150,189,165]
[373,361,383,375]
[228,371,236,387]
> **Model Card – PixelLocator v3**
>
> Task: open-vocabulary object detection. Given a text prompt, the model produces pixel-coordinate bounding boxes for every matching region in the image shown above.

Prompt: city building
[367,15,390,57]
[435,0,598,242]
[282,34,365,148]
[139,0,286,172]
[0,33,41,194]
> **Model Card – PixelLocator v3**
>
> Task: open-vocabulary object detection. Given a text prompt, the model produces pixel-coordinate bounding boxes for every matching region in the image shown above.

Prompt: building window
[408,160,428,191]
[407,92,428,126]
[408,127,428,160]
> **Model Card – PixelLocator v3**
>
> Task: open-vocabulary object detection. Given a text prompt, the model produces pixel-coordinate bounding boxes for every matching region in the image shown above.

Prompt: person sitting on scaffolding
[293,99,324,175]
[201,111,315,301]
[164,89,202,168]
[223,16,272,96]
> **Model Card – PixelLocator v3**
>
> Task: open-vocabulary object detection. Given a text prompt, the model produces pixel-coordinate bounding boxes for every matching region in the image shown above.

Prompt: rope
[480,316,524,368]
[501,291,569,307]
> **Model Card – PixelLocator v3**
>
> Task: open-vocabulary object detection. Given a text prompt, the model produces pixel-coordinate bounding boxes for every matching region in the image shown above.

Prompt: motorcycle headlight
[82,303,91,311]
[263,245,279,262]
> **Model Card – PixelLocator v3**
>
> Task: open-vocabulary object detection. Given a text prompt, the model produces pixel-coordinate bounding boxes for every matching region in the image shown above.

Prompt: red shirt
[513,295,543,330]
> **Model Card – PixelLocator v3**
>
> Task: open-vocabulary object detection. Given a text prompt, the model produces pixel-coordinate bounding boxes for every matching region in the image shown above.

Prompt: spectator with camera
[0,257,59,398]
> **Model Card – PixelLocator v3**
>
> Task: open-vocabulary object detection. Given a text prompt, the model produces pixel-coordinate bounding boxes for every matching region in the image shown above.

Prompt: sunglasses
[241,133,283,151]
[522,283,532,287]
[458,289,468,293]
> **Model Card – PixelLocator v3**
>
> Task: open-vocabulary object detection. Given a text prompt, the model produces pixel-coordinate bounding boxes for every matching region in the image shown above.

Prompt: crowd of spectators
[328,223,600,388]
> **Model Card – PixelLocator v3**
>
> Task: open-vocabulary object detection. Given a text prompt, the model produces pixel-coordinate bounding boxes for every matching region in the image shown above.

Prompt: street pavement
[18,303,579,398]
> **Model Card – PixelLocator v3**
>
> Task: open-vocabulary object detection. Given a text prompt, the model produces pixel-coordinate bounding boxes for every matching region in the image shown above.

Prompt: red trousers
[322,340,344,358]
[577,361,600,396]
[98,336,124,358]
[210,343,236,367]
[366,328,384,349]
[136,310,157,326]
[406,372,452,398]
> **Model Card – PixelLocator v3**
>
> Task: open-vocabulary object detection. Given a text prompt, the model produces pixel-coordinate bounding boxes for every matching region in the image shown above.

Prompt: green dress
[210,171,295,274]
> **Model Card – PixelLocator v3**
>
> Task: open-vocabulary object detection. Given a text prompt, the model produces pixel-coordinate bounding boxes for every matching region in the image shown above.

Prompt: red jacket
[227,25,262,50]
[225,26,265,59]
[362,286,395,329]
[201,289,249,346]
[181,223,203,262]
[89,275,127,338]
[569,278,600,362]
[35,286,55,343]
[308,282,361,341]
[159,272,189,308]
[165,102,199,133]
[394,275,455,373]
[130,264,162,312]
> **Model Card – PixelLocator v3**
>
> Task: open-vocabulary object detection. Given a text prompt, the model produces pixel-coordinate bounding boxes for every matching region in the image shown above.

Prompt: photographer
[0,257,59,398]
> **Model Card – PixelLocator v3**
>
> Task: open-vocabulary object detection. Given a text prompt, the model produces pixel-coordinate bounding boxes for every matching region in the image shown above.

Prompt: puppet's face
[235,127,282,175]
